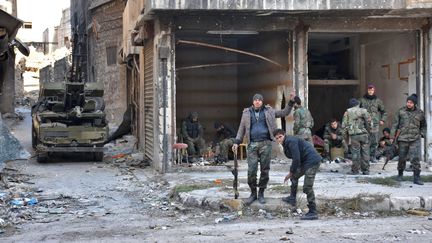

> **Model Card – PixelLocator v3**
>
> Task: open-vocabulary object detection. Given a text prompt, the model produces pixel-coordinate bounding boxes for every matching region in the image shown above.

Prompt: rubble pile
[0,116,30,165]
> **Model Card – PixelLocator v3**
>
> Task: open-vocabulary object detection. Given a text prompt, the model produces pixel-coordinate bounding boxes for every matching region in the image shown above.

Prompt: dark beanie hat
[383,127,390,134]
[253,93,263,101]
[349,98,359,108]
[407,94,418,105]
[293,96,301,105]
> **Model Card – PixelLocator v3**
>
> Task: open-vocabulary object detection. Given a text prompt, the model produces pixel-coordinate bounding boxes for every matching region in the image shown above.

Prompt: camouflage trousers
[219,138,235,160]
[398,139,421,171]
[350,134,370,173]
[324,139,348,158]
[369,131,379,159]
[184,137,206,157]
[376,145,397,160]
[247,140,272,190]
[290,163,320,209]
[296,129,313,145]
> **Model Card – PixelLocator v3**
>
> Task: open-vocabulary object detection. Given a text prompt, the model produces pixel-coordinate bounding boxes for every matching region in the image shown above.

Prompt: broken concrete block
[390,197,421,211]
[359,196,390,211]
[423,196,432,210]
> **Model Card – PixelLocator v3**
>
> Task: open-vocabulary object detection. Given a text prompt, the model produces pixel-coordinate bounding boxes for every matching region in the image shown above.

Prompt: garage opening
[175,30,292,144]
[308,32,418,137]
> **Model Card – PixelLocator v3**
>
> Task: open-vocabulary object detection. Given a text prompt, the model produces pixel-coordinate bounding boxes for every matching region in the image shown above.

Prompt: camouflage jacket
[359,95,387,132]
[293,106,314,136]
[391,106,426,142]
[181,118,203,140]
[342,105,371,136]
[379,136,393,147]
[323,121,344,142]
[235,103,293,144]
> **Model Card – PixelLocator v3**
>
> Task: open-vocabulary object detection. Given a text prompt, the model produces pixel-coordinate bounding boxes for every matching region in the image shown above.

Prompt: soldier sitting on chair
[181,112,206,163]
[323,118,348,162]
[213,121,236,163]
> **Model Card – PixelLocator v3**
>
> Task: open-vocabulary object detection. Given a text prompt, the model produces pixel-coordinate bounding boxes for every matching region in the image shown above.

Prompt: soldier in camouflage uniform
[342,98,371,175]
[274,129,321,220]
[375,127,397,161]
[359,84,387,162]
[213,122,236,163]
[391,94,426,185]
[323,118,348,161]
[181,112,206,162]
[232,93,294,205]
[293,96,314,144]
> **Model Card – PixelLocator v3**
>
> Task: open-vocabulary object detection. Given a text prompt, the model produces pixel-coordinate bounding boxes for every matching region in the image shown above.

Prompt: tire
[93,152,104,162]
[37,152,47,163]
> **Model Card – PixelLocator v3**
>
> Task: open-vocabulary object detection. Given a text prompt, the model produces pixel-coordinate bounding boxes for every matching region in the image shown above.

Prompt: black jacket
[282,136,321,173]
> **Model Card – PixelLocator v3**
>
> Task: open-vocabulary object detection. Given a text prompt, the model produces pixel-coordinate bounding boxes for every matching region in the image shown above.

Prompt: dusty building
[121,0,432,172]
[70,0,127,126]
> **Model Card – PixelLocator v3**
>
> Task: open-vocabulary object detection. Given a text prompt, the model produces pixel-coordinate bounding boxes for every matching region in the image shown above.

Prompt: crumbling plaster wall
[237,32,293,132]
[145,0,410,11]
[89,0,127,126]
[360,32,417,130]
[176,36,239,142]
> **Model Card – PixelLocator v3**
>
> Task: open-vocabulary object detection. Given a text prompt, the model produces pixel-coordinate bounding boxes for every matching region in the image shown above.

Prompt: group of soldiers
[180,85,427,220]
[341,84,426,187]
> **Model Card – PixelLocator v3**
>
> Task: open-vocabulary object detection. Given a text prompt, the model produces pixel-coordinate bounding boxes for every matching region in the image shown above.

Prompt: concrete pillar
[425,20,432,164]
[154,19,174,173]
[294,22,309,107]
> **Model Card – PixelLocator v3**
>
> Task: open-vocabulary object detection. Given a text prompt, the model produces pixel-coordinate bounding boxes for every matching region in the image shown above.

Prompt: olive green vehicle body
[31,82,108,162]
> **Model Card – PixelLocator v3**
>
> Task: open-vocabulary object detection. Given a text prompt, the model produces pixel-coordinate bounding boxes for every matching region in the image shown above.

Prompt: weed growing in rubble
[364,175,432,187]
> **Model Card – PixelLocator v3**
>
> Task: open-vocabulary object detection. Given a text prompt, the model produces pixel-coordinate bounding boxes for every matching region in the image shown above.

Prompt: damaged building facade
[121,0,432,172]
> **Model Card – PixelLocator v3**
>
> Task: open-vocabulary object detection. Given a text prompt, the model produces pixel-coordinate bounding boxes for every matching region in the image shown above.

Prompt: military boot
[301,205,318,220]
[281,190,297,206]
[258,188,266,204]
[396,170,403,181]
[413,170,424,185]
[244,189,257,205]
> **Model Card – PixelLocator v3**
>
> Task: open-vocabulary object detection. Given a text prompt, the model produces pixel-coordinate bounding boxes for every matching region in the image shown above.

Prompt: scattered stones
[407,229,426,234]
[279,236,290,241]
[286,228,294,234]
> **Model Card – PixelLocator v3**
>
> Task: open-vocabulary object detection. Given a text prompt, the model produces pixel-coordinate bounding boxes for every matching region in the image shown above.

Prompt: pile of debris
[104,135,150,168]
[0,116,30,165]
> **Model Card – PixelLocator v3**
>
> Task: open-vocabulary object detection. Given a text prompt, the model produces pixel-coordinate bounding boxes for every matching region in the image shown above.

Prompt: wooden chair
[238,137,247,160]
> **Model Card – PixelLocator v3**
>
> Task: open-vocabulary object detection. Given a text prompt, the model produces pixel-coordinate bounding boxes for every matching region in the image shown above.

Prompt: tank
[31,31,108,162]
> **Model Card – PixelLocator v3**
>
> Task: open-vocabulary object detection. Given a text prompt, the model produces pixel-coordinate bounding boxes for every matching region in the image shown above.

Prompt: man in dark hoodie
[359,84,387,162]
[391,94,426,185]
[181,112,206,162]
[274,129,321,220]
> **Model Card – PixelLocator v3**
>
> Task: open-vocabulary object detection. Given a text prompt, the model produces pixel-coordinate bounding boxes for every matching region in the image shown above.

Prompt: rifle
[232,151,239,199]
[382,130,400,170]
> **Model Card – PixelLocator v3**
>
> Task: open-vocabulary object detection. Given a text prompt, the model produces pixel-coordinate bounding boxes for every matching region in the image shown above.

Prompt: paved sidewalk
[166,159,432,213]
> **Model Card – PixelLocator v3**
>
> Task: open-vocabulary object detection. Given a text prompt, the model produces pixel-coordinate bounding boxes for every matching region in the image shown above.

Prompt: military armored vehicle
[31,32,108,162]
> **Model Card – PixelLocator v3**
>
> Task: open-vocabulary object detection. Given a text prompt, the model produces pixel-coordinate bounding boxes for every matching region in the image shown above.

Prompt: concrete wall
[360,32,417,129]
[238,32,293,132]
[146,0,416,11]
[176,36,239,142]
[87,0,127,126]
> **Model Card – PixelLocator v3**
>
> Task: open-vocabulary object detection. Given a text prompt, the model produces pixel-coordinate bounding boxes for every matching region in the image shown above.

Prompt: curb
[175,190,432,213]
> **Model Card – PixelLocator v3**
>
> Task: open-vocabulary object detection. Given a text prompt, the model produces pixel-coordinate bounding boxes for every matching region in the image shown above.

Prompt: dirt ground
[1,108,431,242]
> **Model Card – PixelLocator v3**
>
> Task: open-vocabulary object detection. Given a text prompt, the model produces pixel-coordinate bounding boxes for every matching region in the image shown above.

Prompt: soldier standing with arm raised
[342,98,371,175]
[391,94,426,185]
[232,93,294,205]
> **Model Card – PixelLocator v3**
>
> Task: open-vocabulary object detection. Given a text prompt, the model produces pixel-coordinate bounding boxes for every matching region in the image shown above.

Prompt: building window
[106,46,117,66]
